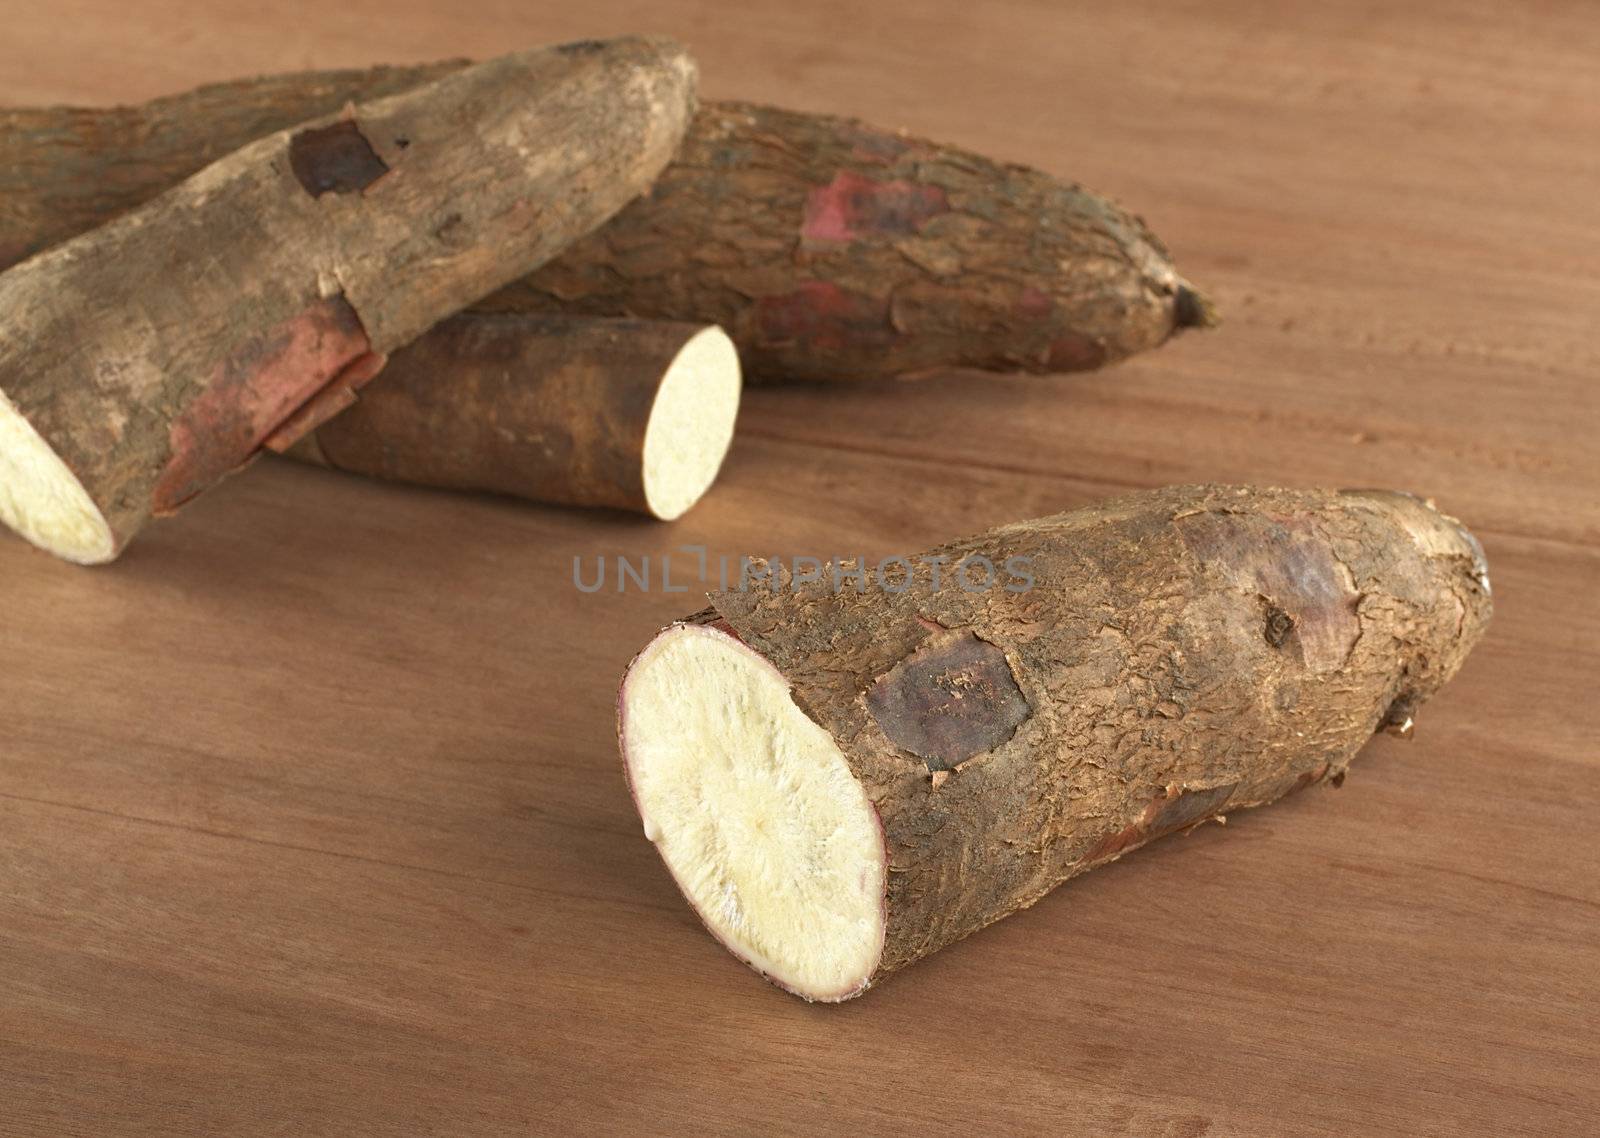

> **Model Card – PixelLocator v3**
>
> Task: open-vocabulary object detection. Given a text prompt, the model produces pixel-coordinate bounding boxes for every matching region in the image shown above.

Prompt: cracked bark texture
[677,484,1491,983]
[0,63,1209,384]
[0,38,696,562]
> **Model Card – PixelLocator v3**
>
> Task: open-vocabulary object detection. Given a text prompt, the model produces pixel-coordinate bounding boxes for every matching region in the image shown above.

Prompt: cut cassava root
[285,315,741,520]
[0,38,696,563]
[0,63,1209,384]
[619,485,1492,1001]
[625,624,887,998]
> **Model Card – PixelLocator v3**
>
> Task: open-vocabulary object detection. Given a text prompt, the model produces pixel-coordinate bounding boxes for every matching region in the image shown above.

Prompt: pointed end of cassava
[0,386,119,565]
[1172,281,1219,332]
[1339,488,1492,601]
[1338,489,1493,740]
[552,34,700,120]
[619,622,886,1001]
[640,327,742,521]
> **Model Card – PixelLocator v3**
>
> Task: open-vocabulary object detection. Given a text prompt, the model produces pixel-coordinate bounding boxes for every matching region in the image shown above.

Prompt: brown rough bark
[0,63,1210,384]
[0,39,696,563]
[633,484,1492,993]
[286,314,737,519]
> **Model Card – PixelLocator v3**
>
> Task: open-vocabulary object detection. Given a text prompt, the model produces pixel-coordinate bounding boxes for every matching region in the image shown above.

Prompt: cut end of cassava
[620,622,886,1000]
[640,327,742,520]
[0,388,117,564]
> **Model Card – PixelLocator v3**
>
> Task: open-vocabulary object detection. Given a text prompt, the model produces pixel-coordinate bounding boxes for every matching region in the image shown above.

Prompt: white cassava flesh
[621,623,886,1000]
[0,387,114,564]
[640,326,741,521]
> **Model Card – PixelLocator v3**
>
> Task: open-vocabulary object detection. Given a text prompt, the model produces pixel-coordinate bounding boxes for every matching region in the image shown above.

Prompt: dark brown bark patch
[866,632,1031,771]
[289,120,389,197]
[1380,693,1418,737]
[1264,605,1296,647]
[1145,783,1235,837]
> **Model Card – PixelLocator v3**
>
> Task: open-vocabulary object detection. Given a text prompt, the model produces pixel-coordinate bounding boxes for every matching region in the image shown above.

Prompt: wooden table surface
[4,2,1597,1134]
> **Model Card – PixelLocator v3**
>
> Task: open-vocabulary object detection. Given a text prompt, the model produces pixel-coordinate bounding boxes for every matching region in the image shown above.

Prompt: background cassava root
[619,484,1492,1001]
[0,38,696,563]
[0,62,1211,383]
[285,314,741,520]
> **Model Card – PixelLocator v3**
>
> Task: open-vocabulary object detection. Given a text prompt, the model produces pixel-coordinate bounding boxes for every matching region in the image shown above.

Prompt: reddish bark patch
[1015,287,1054,319]
[1045,333,1107,372]
[867,632,1031,771]
[260,350,387,454]
[289,120,389,197]
[153,296,372,513]
[1083,783,1236,864]
[755,281,894,353]
[1083,821,1145,864]
[801,171,949,245]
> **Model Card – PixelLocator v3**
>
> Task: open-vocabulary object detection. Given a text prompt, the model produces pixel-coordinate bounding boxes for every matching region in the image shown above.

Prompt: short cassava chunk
[286,314,741,520]
[618,485,1492,1001]
[0,38,695,563]
[0,63,1209,384]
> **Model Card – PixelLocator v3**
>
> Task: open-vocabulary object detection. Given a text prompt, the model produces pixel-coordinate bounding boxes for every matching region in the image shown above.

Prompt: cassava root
[285,314,741,521]
[0,62,1211,385]
[0,38,696,563]
[618,485,1492,1000]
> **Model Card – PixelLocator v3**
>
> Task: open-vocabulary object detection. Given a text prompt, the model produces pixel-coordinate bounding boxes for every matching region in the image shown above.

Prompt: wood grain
[2,2,1596,1134]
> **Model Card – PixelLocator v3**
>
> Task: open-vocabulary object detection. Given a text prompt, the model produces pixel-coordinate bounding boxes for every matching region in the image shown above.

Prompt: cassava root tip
[1173,282,1219,330]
